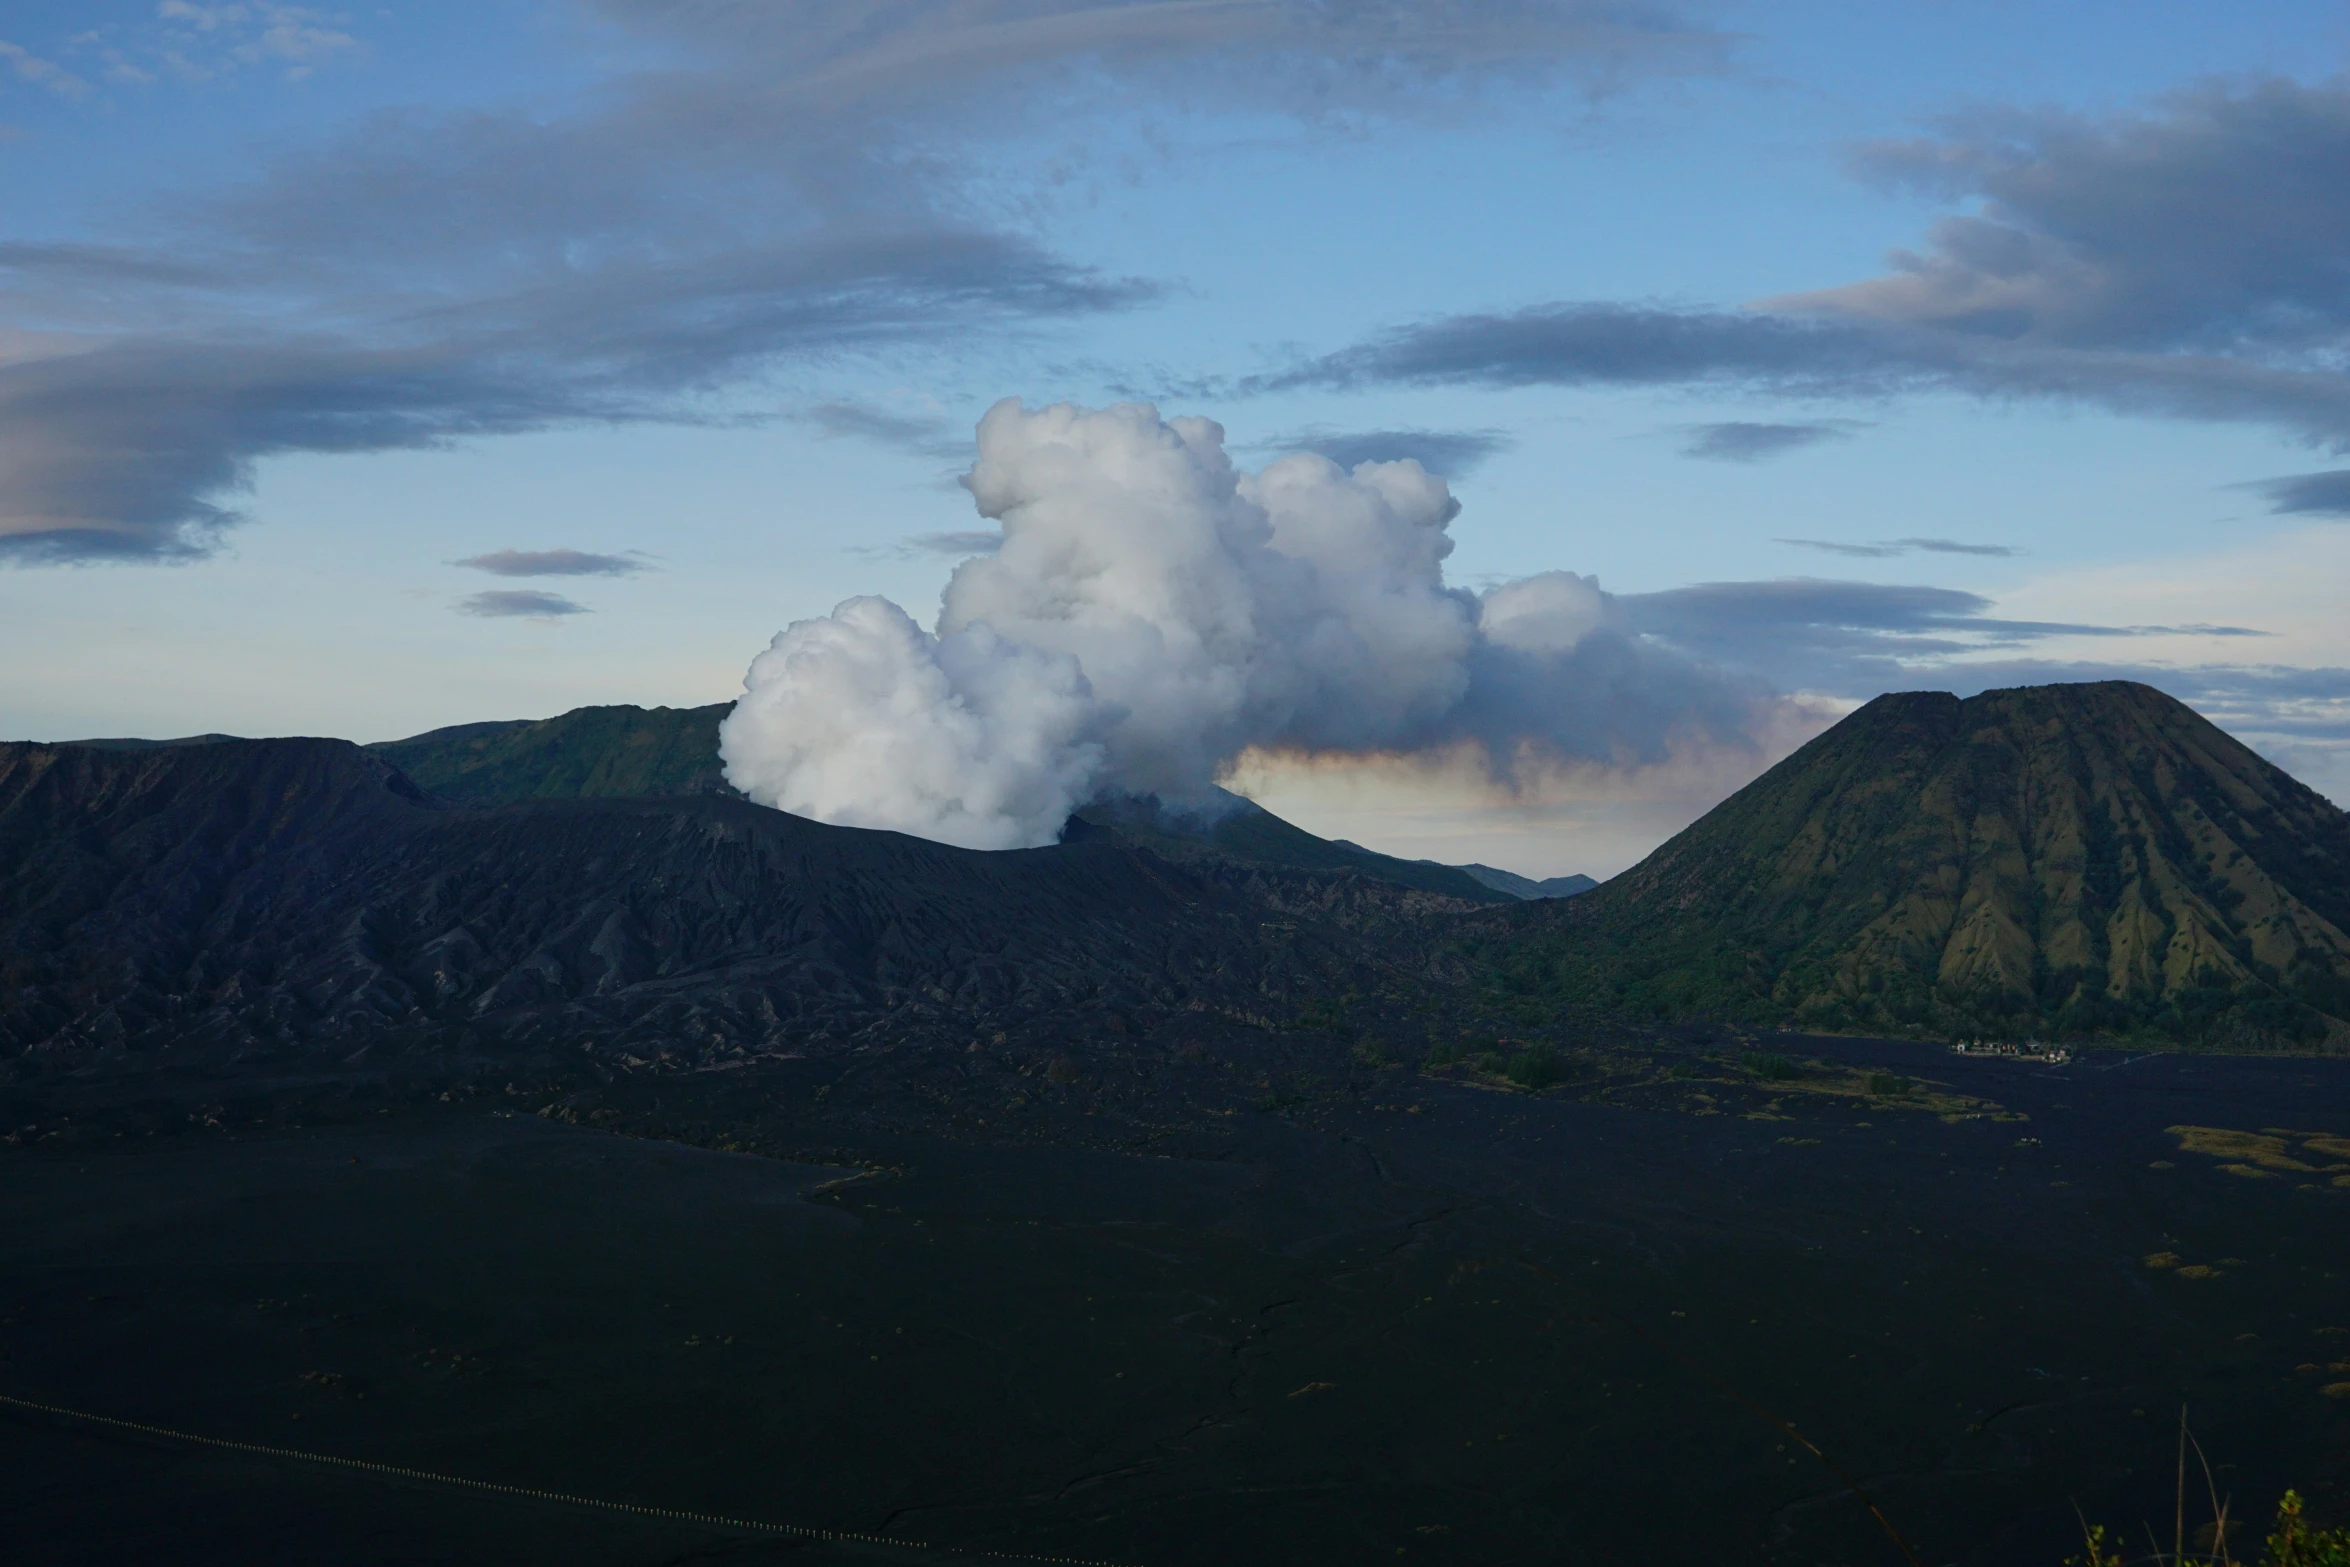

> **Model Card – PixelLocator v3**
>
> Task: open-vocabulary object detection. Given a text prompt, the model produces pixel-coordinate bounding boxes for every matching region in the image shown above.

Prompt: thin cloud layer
[0,233,1145,565]
[799,402,967,459]
[1272,78,2350,447]
[1620,576,2268,698]
[452,548,647,577]
[1776,537,2020,559]
[1678,420,1857,462]
[1271,299,2350,442]
[457,589,590,618]
[1789,78,2350,353]
[0,1,1720,566]
[902,531,1004,556]
[586,1,1728,120]
[1270,426,1514,477]
[2248,469,2350,517]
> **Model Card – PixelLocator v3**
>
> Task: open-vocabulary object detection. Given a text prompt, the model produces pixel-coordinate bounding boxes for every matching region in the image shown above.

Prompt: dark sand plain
[4,1034,2348,1566]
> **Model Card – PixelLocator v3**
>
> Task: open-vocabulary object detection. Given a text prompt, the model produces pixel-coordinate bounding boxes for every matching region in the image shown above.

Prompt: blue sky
[4,1,2348,873]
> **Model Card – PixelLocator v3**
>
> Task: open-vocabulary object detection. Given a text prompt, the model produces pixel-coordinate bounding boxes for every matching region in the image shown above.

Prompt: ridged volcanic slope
[1468,682,2350,1045]
[0,739,1473,1071]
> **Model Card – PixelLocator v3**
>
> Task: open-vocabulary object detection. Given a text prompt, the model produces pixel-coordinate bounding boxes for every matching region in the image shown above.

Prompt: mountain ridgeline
[365,702,735,805]
[365,703,1523,903]
[1464,682,2350,1048]
[9,681,2346,1067]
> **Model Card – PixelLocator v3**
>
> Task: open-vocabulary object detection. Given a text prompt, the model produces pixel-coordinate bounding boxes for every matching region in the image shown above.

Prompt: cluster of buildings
[1949,1039,2073,1064]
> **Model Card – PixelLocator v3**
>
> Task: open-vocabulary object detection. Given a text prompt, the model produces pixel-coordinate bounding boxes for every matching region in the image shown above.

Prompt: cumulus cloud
[724,400,1793,847]
[1678,420,1858,462]
[721,596,1107,850]
[451,548,647,577]
[457,589,589,619]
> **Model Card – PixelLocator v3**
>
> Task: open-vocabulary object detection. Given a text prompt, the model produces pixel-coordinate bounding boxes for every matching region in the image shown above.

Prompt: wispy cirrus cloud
[798,401,967,460]
[1776,536,2020,559]
[844,529,1004,562]
[0,39,88,98]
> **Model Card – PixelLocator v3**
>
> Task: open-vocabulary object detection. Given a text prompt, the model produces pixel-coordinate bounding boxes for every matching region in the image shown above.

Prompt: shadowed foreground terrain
[4,1035,2348,1566]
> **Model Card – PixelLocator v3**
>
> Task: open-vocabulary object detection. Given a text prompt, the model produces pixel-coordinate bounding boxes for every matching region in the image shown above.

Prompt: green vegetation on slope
[367,703,734,805]
[1461,682,2350,1048]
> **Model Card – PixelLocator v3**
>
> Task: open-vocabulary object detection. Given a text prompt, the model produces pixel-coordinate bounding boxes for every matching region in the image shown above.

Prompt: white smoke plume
[720,398,1767,849]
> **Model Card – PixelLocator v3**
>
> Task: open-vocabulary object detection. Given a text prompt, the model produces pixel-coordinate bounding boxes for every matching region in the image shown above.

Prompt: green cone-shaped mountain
[1470,682,2350,1047]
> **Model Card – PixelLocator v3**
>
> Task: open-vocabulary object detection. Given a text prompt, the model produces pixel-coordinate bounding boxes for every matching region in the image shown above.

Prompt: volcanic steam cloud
[719,399,1763,849]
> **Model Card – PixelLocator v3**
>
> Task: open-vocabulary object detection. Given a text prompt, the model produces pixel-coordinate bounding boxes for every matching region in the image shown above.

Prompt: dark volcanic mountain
[370,702,1512,902]
[1450,864,1597,901]
[1465,682,2350,1047]
[0,738,1479,1078]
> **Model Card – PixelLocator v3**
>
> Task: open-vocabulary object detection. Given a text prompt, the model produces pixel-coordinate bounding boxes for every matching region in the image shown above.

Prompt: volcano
[1466,682,2350,1046]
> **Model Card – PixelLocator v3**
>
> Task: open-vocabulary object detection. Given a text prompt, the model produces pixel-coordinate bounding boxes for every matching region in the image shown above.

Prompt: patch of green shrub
[2070,1487,2350,1566]
[1745,1052,1800,1081]
[2268,1490,2350,1566]
[1867,1072,1911,1096]
[1505,1046,1561,1090]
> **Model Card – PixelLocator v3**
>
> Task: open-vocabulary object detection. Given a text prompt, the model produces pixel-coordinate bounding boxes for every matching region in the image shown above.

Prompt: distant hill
[366,703,734,804]
[1449,864,1597,901]
[1463,682,2350,1048]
